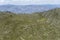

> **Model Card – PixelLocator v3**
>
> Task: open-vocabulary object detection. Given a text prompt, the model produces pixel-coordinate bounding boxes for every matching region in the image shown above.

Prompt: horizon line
[0,4,60,5]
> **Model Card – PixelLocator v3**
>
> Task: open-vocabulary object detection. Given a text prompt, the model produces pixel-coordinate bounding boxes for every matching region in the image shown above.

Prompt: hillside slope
[0,8,60,40]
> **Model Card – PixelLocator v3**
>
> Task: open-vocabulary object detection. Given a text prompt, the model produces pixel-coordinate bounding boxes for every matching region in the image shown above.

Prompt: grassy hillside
[0,8,60,40]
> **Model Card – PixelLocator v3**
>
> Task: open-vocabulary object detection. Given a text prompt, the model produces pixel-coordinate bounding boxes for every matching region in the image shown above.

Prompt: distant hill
[0,4,60,13]
[0,8,60,40]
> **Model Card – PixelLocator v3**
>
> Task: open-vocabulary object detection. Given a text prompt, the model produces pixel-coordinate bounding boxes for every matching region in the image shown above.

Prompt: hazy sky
[0,0,60,5]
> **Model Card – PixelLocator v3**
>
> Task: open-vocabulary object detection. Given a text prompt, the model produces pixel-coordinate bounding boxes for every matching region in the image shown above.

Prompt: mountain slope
[0,8,60,40]
[35,8,60,29]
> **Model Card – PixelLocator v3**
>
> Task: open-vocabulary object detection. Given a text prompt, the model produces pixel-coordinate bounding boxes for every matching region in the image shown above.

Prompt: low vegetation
[0,8,60,40]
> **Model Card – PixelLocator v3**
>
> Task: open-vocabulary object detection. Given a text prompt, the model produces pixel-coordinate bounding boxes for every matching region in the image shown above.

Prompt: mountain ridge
[0,4,60,13]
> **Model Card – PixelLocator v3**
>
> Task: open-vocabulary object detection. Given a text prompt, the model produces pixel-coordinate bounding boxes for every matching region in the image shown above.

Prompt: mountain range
[0,4,60,13]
